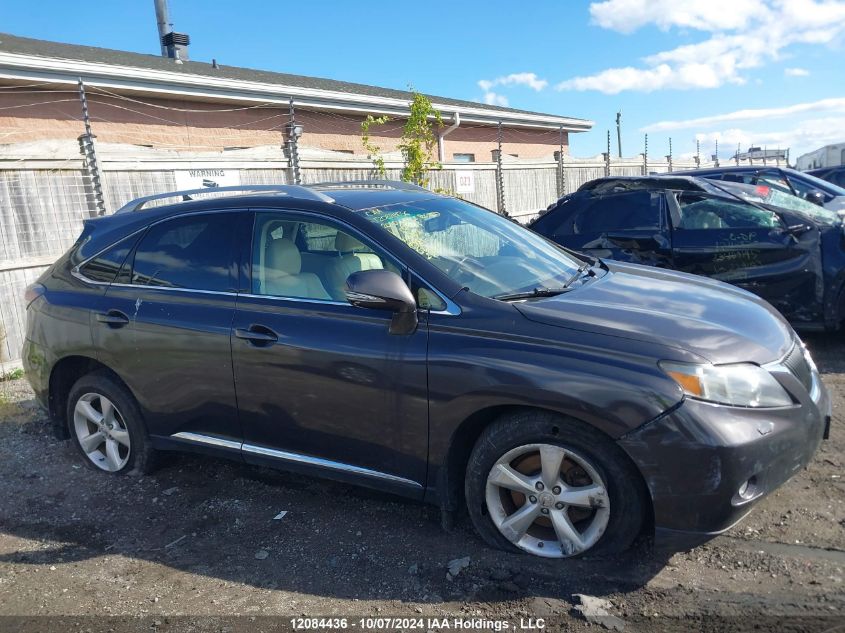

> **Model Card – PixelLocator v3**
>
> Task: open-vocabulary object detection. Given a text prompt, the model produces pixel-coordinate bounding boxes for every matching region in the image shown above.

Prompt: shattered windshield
[706,180,840,226]
[358,197,584,300]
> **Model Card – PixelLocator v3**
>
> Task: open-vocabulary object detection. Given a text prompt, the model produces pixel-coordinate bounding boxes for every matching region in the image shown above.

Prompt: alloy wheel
[485,443,610,558]
[73,392,131,472]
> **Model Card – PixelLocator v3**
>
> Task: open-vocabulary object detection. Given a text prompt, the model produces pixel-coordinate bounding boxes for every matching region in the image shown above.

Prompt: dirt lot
[0,334,843,633]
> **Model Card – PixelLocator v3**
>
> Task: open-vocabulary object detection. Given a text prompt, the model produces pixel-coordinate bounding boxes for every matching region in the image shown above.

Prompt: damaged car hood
[514,261,794,365]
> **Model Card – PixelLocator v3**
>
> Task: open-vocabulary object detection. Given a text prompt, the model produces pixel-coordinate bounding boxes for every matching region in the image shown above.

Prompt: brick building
[0,33,592,162]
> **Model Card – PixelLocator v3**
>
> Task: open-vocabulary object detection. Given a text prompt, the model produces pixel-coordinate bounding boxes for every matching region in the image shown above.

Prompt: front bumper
[618,359,830,550]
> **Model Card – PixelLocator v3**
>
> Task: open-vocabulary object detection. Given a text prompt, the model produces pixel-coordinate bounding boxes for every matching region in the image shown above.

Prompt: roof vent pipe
[154,0,190,60]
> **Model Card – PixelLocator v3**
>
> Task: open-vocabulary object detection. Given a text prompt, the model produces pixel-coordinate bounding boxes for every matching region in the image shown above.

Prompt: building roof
[0,32,592,132]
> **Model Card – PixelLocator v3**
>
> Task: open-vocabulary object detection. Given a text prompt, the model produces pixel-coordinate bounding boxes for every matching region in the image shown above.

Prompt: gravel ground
[0,334,842,632]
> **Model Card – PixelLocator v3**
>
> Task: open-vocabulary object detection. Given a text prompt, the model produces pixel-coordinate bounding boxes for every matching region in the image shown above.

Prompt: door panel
[231,211,429,494]
[92,211,245,444]
[670,193,821,318]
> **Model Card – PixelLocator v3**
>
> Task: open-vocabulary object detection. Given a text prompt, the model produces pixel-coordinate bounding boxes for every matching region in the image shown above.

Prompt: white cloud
[482,91,509,107]
[478,72,548,92]
[476,72,547,105]
[784,67,810,76]
[692,117,845,157]
[642,97,845,131]
[557,0,845,94]
[590,0,767,33]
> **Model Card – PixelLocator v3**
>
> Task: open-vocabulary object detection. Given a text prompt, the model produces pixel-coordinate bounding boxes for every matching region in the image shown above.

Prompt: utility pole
[736,143,741,166]
[642,133,648,175]
[496,121,507,216]
[604,130,611,176]
[285,97,302,185]
[695,138,701,168]
[615,110,622,158]
[714,139,719,167]
[77,78,107,216]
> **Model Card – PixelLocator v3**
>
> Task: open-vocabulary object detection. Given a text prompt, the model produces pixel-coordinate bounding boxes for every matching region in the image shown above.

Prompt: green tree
[361,90,443,186]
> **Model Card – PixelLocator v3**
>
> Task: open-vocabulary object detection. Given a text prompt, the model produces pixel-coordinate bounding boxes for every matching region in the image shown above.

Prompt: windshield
[709,180,840,225]
[358,197,584,299]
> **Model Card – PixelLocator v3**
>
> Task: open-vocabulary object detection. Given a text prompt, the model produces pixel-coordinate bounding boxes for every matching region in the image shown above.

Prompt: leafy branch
[360,89,444,186]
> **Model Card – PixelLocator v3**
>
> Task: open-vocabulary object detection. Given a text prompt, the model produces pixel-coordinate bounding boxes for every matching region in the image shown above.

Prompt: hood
[514,262,794,365]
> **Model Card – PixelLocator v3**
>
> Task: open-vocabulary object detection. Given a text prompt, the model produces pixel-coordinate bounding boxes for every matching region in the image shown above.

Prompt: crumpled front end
[618,345,830,549]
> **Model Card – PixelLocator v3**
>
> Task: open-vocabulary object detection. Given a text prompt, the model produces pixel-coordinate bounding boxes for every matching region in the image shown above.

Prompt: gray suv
[23,182,830,558]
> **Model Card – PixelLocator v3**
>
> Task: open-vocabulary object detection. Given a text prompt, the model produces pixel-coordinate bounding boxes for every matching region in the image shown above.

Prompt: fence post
[556,125,565,197]
[496,121,508,216]
[666,138,673,173]
[285,97,303,184]
[77,78,107,216]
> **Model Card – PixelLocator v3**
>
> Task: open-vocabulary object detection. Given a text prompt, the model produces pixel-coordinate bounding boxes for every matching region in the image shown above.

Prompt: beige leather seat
[263,238,331,300]
[324,233,384,300]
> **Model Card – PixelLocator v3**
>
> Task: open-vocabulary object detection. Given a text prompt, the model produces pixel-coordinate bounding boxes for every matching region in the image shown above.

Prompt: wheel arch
[48,355,133,438]
[436,404,655,537]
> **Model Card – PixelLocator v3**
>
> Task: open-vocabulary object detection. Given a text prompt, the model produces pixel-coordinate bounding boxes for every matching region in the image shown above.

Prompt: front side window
[358,197,583,300]
[574,192,662,234]
[251,214,401,302]
[676,194,782,230]
[130,213,236,291]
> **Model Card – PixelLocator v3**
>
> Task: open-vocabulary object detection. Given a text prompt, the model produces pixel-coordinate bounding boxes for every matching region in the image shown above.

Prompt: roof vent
[161,32,190,60]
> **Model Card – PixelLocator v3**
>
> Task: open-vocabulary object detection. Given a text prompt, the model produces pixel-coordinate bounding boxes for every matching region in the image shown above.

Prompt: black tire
[66,370,156,476]
[465,409,647,558]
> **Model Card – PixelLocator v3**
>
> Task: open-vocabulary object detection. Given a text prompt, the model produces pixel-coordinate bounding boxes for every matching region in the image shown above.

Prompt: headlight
[659,361,793,408]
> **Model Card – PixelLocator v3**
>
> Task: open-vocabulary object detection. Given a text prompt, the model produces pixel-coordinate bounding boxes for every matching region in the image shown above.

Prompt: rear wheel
[465,410,646,558]
[67,371,155,476]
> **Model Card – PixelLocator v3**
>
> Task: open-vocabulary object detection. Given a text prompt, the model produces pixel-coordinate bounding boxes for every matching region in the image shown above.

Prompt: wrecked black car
[530,176,845,330]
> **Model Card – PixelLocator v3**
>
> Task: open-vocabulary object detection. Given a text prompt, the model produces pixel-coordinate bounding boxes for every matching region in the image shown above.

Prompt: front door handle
[96,310,129,327]
[234,325,278,346]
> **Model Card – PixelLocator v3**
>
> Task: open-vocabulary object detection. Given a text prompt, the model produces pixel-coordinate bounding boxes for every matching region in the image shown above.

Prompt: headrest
[335,232,368,253]
[266,238,301,275]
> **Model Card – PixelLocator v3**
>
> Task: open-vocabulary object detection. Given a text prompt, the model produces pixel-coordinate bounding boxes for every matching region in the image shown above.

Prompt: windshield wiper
[494,263,597,302]
[493,287,572,302]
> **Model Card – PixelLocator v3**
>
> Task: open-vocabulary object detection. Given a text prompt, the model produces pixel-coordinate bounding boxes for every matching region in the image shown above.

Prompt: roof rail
[310,179,431,193]
[114,184,335,214]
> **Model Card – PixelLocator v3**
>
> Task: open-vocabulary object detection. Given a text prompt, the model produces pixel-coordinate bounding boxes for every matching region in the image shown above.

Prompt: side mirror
[805,190,825,206]
[345,269,418,335]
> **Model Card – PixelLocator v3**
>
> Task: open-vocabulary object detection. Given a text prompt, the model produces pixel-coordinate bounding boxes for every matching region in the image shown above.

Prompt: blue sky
[3,0,844,161]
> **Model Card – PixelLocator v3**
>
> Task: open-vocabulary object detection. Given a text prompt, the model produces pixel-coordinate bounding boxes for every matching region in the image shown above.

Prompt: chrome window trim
[72,207,461,316]
[170,431,422,489]
[238,292,349,307]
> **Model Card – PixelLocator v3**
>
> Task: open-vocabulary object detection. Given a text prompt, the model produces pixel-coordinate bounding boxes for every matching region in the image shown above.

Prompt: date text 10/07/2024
[289,617,547,631]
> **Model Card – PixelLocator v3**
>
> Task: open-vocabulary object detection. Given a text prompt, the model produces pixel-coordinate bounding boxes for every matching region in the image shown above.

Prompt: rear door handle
[96,310,129,327]
[234,326,278,346]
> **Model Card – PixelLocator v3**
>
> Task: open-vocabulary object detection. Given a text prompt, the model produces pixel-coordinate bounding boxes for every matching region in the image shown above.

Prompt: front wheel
[465,411,647,558]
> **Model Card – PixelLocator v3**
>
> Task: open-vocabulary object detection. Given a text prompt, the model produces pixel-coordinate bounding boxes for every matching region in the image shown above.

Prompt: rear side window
[574,192,662,234]
[130,214,236,291]
[79,234,139,284]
